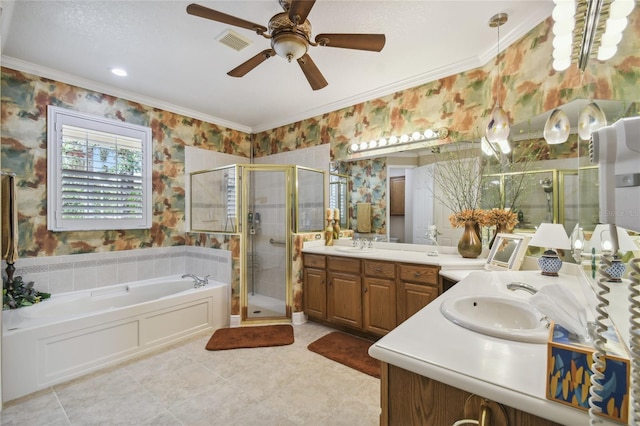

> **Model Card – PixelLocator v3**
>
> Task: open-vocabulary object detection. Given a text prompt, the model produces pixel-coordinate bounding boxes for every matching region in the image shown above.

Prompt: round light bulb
[350,143,359,152]
[411,131,422,141]
[359,142,368,150]
[399,134,410,143]
[378,138,387,147]
[597,45,618,61]
[552,3,575,22]
[553,45,572,59]
[609,0,635,19]
[605,17,628,34]
[600,31,623,48]
[553,19,575,36]
[553,57,572,71]
[423,129,435,139]
[369,140,377,149]
[388,136,398,144]
[553,34,573,49]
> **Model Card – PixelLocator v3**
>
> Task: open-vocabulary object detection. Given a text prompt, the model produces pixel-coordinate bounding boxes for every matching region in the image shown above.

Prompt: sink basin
[335,246,376,253]
[440,295,549,343]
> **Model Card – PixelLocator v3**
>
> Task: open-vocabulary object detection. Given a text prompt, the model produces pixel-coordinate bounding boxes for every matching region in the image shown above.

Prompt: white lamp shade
[529,223,572,250]
[585,224,637,253]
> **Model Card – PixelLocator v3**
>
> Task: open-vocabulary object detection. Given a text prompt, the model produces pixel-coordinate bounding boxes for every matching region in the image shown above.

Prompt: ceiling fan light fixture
[272,32,308,62]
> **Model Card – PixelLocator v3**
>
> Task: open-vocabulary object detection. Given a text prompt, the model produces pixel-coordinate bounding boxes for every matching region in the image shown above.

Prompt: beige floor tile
[1,322,381,426]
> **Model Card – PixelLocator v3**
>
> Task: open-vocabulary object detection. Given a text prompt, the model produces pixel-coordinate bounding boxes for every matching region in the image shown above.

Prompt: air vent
[217,30,252,52]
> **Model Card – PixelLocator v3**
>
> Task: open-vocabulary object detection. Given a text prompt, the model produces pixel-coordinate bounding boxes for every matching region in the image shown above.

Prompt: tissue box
[546,322,630,423]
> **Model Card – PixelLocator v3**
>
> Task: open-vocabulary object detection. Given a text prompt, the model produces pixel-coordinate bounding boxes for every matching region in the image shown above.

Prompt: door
[242,166,291,320]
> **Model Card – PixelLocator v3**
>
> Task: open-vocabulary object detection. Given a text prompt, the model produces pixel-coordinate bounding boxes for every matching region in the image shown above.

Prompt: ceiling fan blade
[186,3,267,34]
[288,0,316,24]
[228,49,275,77]
[297,54,328,91]
[314,34,386,52]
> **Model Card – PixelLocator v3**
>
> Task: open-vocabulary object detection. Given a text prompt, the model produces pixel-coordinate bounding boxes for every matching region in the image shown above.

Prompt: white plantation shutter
[48,107,152,231]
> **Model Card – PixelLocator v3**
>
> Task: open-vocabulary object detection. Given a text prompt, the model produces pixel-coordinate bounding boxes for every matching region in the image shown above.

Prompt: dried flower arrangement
[449,209,489,228]
[485,207,519,229]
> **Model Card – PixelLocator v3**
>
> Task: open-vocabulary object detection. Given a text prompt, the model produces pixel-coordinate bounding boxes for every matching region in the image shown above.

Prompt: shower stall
[190,164,325,323]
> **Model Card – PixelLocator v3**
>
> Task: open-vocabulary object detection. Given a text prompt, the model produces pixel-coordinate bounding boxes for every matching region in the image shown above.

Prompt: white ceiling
[1,1,553,133]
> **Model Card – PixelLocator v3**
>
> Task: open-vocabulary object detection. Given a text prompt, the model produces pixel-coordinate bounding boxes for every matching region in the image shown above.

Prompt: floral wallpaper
[1,68,251,259]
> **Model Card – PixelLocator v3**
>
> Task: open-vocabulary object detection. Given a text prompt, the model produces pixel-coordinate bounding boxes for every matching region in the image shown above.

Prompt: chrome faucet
[182,273,209,288]
[506,281,538,295]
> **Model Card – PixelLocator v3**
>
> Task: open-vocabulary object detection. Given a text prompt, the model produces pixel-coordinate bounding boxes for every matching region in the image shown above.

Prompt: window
[47,106,152,231]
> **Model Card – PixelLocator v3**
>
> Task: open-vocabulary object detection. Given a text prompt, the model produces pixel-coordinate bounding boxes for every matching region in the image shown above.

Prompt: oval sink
[440,295,549,343]
[335,246,376,253]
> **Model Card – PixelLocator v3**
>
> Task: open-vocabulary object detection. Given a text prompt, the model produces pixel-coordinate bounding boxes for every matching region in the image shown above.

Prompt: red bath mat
[205,324,294,351]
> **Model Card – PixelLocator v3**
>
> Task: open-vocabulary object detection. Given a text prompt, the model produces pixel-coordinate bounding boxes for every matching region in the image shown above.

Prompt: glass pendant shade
[578,102,607,140]
[485,105,510,143]
[543,109,571,144]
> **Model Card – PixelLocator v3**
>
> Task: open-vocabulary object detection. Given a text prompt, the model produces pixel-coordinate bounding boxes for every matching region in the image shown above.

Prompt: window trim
[47,106,152,231]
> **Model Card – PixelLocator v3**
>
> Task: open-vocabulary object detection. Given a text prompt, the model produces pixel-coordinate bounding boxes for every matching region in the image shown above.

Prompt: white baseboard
[292,311,307,325]
[229,315,241,327]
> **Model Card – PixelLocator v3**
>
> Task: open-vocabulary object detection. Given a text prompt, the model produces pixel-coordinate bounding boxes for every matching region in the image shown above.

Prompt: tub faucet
[506,281,538,295]
[182,273,209,288]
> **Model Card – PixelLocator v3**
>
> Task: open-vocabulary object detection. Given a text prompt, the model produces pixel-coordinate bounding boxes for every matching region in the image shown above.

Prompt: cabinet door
[303,268,326,319]
[397,282,438,324]
[327,271,362,329]
[364,277,396,336]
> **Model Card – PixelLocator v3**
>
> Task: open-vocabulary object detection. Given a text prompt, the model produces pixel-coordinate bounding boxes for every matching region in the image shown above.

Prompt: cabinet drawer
[364,260,396,279]
[398,263,438,285]
[328,256,361,274]
[304,254,326,268]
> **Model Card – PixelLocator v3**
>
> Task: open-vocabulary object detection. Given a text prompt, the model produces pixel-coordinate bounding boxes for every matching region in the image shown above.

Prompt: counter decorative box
[546,322,630,423]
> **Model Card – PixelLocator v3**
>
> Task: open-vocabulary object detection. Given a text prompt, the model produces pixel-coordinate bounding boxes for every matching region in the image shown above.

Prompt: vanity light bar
[348,128,449,154]
[551,0,635,72]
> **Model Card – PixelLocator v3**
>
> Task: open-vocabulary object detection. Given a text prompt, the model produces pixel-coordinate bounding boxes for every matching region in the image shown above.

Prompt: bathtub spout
[181,274,209,288]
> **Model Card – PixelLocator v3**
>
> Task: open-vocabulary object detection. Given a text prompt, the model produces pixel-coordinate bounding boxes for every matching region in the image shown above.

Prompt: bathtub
[2,275,229,402]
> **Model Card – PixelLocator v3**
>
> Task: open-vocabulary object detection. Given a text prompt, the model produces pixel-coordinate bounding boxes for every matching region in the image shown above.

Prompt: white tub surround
[301,239,486,271]
[2,275,229,403]
[369,270,624,425]
[5,245,231,296]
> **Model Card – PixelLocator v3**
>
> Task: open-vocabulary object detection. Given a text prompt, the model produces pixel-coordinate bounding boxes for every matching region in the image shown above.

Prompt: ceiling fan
[186,0,386,90]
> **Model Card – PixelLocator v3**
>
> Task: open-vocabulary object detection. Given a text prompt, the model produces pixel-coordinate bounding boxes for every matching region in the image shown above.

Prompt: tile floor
[0,322,381,426]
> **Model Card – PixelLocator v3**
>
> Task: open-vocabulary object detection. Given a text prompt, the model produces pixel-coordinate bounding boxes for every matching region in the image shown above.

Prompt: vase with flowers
[485,208,519,248]
[429,145,486,258]
[449,209,487,258]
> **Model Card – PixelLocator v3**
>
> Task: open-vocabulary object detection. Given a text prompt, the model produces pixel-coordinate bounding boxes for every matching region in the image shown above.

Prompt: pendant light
[485,13,510,145]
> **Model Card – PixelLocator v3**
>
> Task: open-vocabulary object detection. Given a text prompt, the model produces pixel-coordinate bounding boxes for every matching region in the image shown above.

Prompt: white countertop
[368,270,624,426]
[302,240,487,270]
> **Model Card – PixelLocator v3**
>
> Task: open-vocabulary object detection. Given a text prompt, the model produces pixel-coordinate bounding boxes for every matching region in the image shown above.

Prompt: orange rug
[307,331,381,378]
[205,324,294,351]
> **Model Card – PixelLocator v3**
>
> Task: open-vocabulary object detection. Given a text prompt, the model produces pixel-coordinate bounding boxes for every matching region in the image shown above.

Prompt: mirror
[329,172,349,229]
[485,233,531,271]
[339,99,634,247]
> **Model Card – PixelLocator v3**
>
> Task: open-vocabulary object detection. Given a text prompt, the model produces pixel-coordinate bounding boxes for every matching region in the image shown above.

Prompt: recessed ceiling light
[110,68,127,77]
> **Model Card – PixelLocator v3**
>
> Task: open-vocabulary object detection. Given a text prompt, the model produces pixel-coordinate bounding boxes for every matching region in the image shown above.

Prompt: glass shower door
[243,167,290,320]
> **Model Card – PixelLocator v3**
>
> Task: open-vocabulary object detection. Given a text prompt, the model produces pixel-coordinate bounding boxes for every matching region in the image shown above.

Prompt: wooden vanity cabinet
[380,363,561,426]
[303,254,327,320]
[363,260,397,336]
[303,253,441,337]
[396,263,440,325]
[327,256,362,329]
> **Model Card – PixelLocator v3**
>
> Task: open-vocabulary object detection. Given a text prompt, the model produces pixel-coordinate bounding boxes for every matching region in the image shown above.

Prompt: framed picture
[485,233,531,271]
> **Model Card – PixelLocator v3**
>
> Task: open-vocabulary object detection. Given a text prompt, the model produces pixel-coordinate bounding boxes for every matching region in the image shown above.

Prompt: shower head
[540,178,553,193]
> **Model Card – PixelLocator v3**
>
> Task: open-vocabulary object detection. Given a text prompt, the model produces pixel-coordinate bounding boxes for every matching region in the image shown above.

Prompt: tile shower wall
[4,246,231,295]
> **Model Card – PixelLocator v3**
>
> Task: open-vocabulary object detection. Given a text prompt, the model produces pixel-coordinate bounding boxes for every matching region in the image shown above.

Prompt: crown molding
[1,56,252,134]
